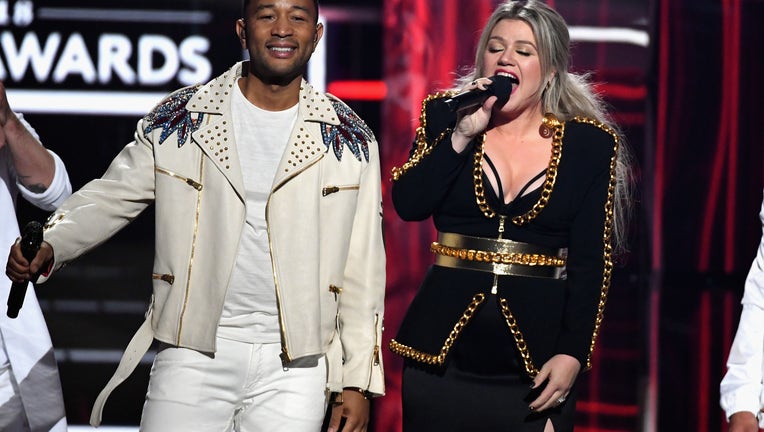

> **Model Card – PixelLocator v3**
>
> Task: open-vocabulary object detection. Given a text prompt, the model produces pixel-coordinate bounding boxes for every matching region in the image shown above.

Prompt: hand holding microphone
[449,75,517,152]
[443,74,517,113]
[6,221,47,318]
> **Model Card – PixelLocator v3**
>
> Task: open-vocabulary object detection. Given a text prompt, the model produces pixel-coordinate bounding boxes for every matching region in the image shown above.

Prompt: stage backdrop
[378,1,649,431]
[652,1,764,431]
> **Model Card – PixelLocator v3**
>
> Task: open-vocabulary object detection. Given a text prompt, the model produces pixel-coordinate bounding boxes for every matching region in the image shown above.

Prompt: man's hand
[5,240,54,284]
[728,411,760,432]
[327,389,370,432]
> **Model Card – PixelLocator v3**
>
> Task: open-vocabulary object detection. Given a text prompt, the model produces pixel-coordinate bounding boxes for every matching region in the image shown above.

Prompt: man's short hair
[241,0,320,23]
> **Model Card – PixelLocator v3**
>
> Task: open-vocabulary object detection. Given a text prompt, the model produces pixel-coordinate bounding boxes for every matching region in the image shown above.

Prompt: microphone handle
[7,221,43,318]
[442,75,516,113]
[443,90,492,113]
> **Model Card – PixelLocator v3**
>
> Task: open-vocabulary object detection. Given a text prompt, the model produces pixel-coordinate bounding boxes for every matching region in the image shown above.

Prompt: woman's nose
[499,51,515,66]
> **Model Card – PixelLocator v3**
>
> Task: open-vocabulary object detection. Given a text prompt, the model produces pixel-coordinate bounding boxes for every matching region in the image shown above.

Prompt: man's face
[238,0,323,85]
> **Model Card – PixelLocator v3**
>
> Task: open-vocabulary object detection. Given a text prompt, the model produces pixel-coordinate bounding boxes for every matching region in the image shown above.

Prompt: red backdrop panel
[377,1,494,430]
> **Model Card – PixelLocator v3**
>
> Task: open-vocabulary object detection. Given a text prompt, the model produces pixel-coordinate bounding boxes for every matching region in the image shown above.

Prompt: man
[6,0,385,431]
[720,193,764,432]
[0,80,71,431]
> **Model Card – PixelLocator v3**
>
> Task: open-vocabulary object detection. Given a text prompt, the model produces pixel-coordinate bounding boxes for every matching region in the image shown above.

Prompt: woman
[389,1,633,431]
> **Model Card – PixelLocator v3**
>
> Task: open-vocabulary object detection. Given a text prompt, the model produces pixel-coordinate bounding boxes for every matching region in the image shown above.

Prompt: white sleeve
[720,196,764,426]
[14,113,40,140]
[11,113,72,210]
[17,150,72,211]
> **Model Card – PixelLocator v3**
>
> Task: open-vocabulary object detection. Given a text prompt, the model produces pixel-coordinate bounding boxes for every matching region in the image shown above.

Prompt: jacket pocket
[155,166,203,191]
[152,273,175,284]
[322,184,359,196]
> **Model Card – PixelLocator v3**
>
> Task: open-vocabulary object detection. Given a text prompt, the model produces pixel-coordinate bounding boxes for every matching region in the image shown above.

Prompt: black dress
[390,99,618,432]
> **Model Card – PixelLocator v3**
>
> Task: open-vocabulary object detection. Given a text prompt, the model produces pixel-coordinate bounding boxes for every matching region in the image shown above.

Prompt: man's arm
[720,195,764,430]
[328,121,386,432]
[728,411,760,432]
[721,298,764,431]
[0,80,56,192]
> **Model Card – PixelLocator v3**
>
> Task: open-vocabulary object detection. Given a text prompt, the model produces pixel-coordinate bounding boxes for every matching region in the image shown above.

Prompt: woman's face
[480,18,545,115]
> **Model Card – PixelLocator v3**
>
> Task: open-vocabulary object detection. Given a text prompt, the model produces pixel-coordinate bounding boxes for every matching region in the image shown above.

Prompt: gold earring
[538,112,559,139]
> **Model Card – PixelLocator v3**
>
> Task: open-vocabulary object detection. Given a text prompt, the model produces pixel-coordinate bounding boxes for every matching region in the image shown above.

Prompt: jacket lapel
[272,81,339,190]
[188,64,245,200]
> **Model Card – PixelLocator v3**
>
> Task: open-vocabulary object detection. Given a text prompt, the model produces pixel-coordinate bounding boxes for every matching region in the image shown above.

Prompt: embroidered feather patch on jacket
[321,100,373,162]
[143,85,204,147]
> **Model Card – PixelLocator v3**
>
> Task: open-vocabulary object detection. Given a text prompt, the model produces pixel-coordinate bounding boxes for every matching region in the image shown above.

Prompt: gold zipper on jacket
[268,154,325,362]
[152,273,175,284]
[372,314,381,366]
[155,167,203,191]
[367,313,381,390]
[176,158,204,343]
[490,216,506,295]
[322,185,359,196]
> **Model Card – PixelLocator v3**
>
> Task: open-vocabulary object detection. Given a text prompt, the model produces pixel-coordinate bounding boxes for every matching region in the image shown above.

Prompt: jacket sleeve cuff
[17,151,72,211]
[720,385,763,421]
[555,330,590,370]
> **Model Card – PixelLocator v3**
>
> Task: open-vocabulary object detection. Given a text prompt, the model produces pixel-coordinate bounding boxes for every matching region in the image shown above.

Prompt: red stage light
[327,80,387,101]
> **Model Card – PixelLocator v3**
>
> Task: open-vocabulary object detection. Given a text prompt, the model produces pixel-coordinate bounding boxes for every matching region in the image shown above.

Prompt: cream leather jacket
[41,62,385,425]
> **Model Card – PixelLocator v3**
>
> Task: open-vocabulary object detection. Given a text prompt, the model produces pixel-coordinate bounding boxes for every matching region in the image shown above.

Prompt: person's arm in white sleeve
[720,197,764,430]
[17,149,72,211]
[1,80,71,209]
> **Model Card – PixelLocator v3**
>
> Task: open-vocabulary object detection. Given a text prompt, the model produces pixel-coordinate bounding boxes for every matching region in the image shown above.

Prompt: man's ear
[313,22,324,46]
[236,18,247,42]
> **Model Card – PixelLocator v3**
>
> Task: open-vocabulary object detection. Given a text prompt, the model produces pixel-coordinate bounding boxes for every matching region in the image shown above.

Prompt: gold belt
[432,232,567,279]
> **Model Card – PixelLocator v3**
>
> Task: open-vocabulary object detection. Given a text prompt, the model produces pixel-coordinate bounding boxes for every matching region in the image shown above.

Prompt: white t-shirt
[218,82,298,343]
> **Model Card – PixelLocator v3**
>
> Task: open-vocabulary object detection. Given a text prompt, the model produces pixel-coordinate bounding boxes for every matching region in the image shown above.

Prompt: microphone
[7,221,43,318]
[442,75,518,113]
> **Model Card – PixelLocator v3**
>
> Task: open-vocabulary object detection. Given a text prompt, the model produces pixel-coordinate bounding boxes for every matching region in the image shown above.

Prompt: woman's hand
[528,354,581,412]
[451,77,498,153]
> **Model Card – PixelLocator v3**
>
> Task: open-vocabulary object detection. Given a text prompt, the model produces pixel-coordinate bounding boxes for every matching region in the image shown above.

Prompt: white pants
[140,338,327,432]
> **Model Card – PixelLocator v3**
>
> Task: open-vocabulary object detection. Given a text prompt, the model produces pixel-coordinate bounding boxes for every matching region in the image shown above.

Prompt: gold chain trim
[473,113,564,223]
[389,293,486,365]
[571,116,618,371]
[473,133,495,217]
[499,297,539,377]
[430,242,566,267]
[492,115,617,376]
[391,92,458,181]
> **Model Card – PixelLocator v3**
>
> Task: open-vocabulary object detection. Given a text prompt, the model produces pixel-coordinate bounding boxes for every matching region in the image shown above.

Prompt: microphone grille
[490,75,515,107]
[21,221,43,248]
